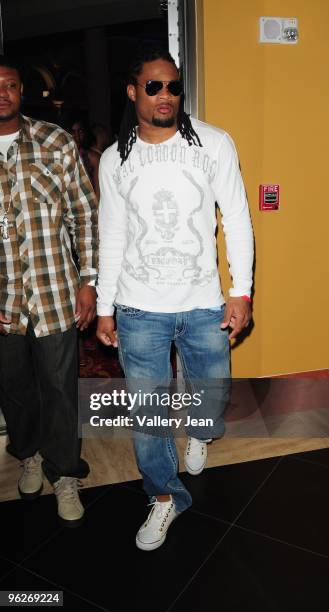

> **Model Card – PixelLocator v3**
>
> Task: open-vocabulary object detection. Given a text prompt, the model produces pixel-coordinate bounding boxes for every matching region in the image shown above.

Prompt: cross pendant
[0,215,13,241]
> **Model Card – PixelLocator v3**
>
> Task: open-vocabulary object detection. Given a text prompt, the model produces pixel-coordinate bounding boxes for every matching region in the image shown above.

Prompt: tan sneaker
[18,452,43,500]
[53,477,84,527]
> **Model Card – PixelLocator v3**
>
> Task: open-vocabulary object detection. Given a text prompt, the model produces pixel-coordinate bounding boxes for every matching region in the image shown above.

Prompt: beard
[0,109,19,122]
[152,115,175,128]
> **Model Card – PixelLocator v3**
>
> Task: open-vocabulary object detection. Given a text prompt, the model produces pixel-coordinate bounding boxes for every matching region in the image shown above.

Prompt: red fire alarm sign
[259,185,280,211]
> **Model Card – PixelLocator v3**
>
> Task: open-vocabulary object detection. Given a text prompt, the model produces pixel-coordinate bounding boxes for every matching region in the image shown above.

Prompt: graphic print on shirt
[122,169,217,288]
[153,189,179,241]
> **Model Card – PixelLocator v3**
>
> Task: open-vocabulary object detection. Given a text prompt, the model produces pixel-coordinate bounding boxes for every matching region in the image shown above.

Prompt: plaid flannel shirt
[0,115,98,337]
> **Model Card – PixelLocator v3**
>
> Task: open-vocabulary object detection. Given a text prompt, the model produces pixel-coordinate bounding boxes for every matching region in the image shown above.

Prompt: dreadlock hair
[118,47,202,165]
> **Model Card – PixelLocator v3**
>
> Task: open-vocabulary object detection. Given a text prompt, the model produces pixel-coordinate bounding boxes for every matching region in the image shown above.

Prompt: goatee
[152,116,175,128]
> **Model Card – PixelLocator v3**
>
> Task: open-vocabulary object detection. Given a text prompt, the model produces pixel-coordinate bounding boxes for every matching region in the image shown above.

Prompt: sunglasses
[137,80,183,97]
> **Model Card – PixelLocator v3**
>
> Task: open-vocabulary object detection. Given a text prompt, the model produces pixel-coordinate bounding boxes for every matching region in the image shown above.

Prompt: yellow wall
[203,0,329,376]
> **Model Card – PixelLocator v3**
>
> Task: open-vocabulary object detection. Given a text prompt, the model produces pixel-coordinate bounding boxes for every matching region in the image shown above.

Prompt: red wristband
[241,295,252,303]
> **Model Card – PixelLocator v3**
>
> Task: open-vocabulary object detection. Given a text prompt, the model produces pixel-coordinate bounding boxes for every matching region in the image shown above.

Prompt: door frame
[168,0,205,120]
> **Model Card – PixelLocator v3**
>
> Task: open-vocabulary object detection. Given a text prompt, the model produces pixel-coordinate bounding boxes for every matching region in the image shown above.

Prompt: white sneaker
[136,496,178,551]
[53,477,84,527]
[184,437,212,475]
[18,452,43,499]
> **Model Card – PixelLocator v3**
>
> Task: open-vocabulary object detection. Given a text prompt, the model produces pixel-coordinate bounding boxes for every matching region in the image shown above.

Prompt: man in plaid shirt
[0,57,98,525]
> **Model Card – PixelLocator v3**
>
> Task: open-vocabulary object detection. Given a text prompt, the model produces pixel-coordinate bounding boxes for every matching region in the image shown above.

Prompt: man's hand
[0,312,11,335]
[96,316,118,347]
[221,297,251,340]
[75,286,96,331]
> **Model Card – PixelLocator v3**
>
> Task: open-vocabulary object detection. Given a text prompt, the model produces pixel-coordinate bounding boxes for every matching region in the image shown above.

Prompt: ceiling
[2,0,163,40]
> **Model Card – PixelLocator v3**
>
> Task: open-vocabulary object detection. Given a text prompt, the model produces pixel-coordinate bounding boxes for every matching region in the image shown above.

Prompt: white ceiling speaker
[259,17,299,45]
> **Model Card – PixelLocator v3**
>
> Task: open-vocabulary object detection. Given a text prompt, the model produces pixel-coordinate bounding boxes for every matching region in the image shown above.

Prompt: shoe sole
[136,533,167,551]
[58,515,84,529]
[18,483,43,500]
[135,513,179,551]
[184,464,206,475]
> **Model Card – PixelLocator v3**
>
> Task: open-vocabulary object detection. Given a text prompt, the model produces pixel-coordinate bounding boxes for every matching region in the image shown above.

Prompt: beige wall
[203,0,329,376]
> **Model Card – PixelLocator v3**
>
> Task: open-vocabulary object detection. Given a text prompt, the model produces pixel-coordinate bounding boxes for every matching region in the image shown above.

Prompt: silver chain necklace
[0,134,20,241]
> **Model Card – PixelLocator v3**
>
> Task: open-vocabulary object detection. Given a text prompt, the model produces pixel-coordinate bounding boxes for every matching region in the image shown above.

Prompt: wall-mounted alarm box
[259,185,280,211]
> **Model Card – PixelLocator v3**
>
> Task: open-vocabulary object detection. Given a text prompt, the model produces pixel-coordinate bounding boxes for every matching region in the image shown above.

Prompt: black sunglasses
[137,80,183,97]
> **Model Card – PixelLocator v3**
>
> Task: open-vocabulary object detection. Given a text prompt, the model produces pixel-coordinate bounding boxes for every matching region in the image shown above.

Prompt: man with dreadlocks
[97,48,254,550]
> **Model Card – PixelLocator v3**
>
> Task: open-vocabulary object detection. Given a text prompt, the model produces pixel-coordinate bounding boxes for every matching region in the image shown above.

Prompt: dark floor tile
[0,482,112,564]
[0,556,17,581]
[0,566,109,611]
[80,482,114,507]
[236,456,329,556]
[119,478,144,495]
[293,446,329,468]
[168,526,329,612]
[122,458,281,524]
[180,457,280,522]
[0,494,63,565]
[22,484,228,612]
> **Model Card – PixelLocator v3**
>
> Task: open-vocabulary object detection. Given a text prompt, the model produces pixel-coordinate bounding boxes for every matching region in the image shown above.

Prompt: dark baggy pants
[0,320,89,484]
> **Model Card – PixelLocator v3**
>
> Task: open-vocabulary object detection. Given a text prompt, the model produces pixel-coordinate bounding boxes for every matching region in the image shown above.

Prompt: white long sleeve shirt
[97,118,254,316]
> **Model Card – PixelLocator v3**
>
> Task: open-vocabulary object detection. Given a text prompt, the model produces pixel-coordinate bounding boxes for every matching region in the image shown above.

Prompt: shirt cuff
[79,272,97,287]
[229,287,251,298]
[97,304,115,317]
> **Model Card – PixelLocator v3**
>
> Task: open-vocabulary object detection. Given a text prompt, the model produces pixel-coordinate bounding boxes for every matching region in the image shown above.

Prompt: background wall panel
[203,0,329,376]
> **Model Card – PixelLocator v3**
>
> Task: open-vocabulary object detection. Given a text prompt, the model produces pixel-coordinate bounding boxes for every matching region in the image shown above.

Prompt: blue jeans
[116,305,231,513]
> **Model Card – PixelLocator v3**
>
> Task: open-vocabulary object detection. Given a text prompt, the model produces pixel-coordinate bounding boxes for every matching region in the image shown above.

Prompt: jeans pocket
[204,304,225,316]
[115,303,145,318]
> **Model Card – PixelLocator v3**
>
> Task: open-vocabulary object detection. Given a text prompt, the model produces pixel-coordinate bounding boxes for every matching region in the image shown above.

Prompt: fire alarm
[259,17,299,44]
[259,185,280,211]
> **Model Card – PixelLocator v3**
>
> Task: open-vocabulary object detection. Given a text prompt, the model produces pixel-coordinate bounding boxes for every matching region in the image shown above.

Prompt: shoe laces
[145,499,174,532]
[186,437,205,456]
[54,477,83,501]
[20,453,41,474]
